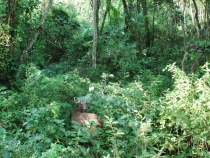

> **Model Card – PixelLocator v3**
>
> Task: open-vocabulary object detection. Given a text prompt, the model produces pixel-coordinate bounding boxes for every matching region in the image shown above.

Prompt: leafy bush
[1,63,210,157]
[87,76,162,157]
[158,63,210,157]
[0,65,91,157]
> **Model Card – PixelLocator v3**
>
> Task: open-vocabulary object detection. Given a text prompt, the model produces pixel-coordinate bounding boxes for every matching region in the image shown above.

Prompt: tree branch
[19,0,53,64]
[100,0,111,35]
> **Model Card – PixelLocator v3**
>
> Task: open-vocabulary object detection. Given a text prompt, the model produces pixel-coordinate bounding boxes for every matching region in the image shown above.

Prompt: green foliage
[90,26,143,81]
[1,0,210,157]
[1,62,210,157]
[184,40,210,73]
[22,65,89,120]
[158,63,210,156]
[0,0,41,85]
[87,77,162,157]
[40,144,70,158]
[0,24,10,70]
[25,6,80,67]
[0,65,91,157]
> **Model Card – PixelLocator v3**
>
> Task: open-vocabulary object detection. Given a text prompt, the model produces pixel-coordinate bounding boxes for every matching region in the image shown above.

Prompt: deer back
[71,112,103,127]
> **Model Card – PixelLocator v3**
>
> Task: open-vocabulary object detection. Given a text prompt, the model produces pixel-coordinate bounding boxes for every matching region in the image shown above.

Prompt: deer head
[74,97,88,113]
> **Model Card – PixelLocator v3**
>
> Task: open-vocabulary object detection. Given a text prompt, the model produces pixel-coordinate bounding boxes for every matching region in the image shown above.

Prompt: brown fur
[71,97,103,129]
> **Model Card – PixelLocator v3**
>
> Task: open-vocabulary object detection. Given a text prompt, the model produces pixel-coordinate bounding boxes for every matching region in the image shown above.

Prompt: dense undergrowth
[1,1,210,157]
[0,63,210,157]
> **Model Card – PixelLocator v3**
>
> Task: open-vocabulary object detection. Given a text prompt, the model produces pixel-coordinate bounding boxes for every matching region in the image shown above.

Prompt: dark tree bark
[192,0,201,32]
[136,0,141,53]
[97,0,100,31]
[141,0,150,47]
[121,0,131,32]
[151,0,157,47]
[92,0,98,68]
[100,0,111,35]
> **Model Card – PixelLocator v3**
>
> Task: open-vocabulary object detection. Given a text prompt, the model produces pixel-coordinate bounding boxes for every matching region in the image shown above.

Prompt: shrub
[158,63,210,156]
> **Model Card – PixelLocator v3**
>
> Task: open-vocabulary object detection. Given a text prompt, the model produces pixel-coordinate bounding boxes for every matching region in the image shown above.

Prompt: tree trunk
[202,0,210,25]
[42,0,46,13]
[96,0,100,33]
[182,0,187,48]
[92,0,98,68]
[207,0,210,24]
[1,0,18,87]
[6,0,18,58]
[192,0,201,32]
[181,0,187,71]
[100,0,111,35]
[121,0,130,32]
[19,0,53,64]
[141,0,150,47]
[136,0,141,53]
[190,0,195,25]
[151,0,157,47]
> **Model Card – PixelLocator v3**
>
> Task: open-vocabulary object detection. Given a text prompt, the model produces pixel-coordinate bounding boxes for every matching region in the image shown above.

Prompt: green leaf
[0,86,7,91]
[2,151,11,158]
[54,119,64,124]
[106,96,113,101]
[34,134,44,140]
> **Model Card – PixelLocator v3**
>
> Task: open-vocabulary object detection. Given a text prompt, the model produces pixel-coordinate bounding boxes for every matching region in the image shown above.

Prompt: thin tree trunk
[7,0,18,57]
[19,0,53,64]
[121,0,130,32]
[100,0,111,35]
[42,0,46,13]
[192,0,201,31]
[142,0,150,47]
[136,0,141,53]
[182,0,187,71]
[201,0,210,25]
[182,0,187,48]
[190,0,195,25]
[92,0,98,69]
[207,0,210,23]
[96,0,100,33]
[151,0,157,47]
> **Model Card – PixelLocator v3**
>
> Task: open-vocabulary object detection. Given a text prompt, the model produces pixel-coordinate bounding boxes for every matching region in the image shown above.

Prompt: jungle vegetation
[0,0,210,157]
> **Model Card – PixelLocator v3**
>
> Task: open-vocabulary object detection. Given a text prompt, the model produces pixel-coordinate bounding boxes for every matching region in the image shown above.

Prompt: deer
[71,97,103,129]
[71,97,103,157]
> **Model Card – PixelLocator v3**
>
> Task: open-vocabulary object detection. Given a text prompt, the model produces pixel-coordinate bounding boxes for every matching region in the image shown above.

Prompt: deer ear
[74,97,80,103]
